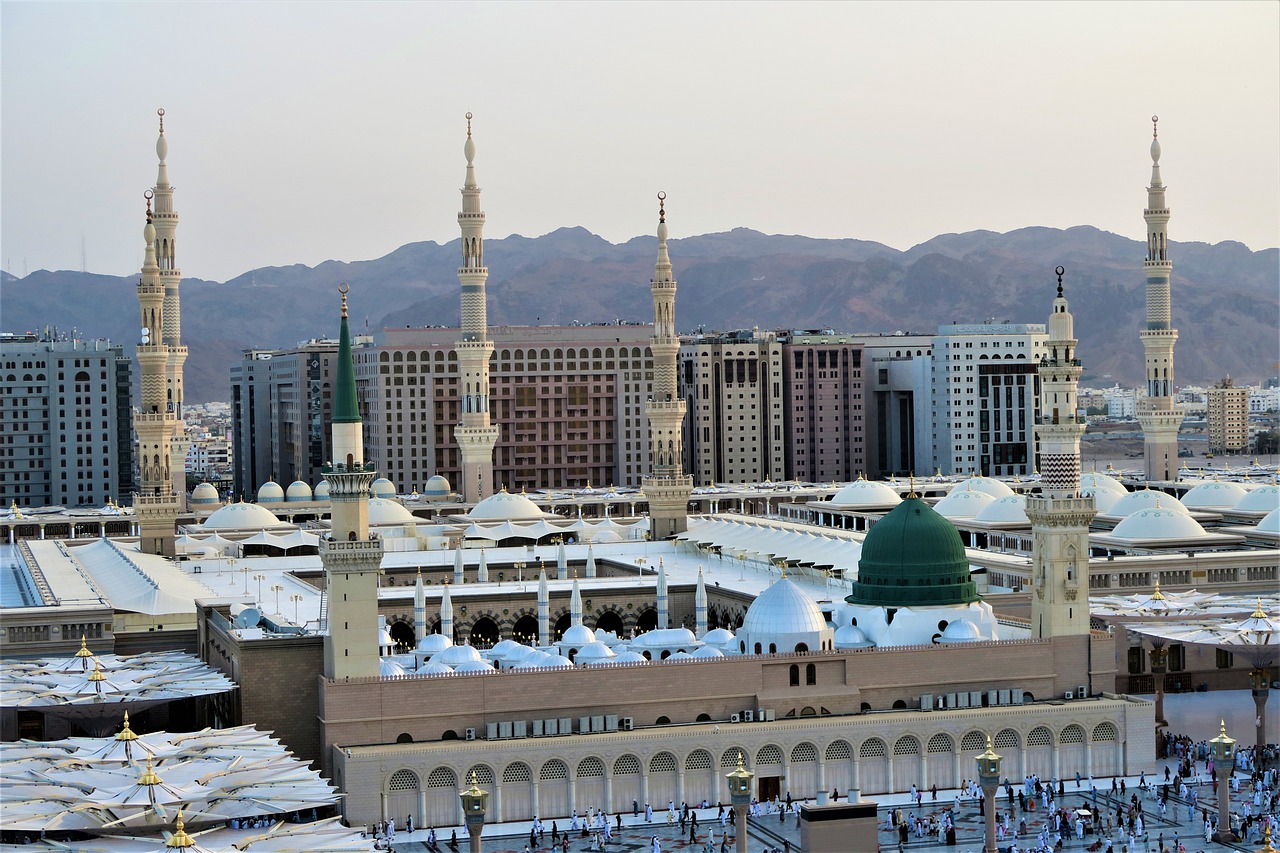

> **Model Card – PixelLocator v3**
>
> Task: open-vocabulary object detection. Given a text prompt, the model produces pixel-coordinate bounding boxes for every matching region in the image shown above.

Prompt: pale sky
[2,1,1277,283]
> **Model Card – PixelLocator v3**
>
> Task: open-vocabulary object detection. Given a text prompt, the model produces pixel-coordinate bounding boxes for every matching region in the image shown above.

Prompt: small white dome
[416,633,453,654]
[561,624,597,646]
[313,481,330,501]
[611,651,649,664]
[371,478,396,499]
[933,487,996,518]
[664,651,695,662]
[1181,480,1249,510]
[1111,508,1209,540]
[701,627,736,647]
[954,477,1015,498]
[425,474,452,497]
[829,479,902,509]
[469,488,547,521]
[973,494,1029,524]
[488,639,521,657]
[257,481,285,503]
[1080,471,1127,495]
[631,627,698,647]
[434,644,484,666]
[285,480,313,502]
[538,654,574,669]
[1257,508,1280,533]
[1109,489,1188,518]
[454,659,496,674]
[938,619,983,643]
[690,645,724,658]
[742,578,828,637]
[416,660,454,675]
[203,501,282,530]
[833,624,874,649]
[368,498,417,525]
[1082,487,1123,513]
[1235,485,1280,514]
[379,659,407,677]
[190,483,220,505]
[574,642,616,662]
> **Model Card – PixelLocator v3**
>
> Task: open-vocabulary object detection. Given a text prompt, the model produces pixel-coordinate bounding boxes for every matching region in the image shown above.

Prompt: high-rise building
[132,109,187,556]
[1206,379,1249,453]
[321,286,384,681]
[0,333,133,508]
[1026,267,1094,639]
[777,331,866,482]
[356,325,654,494]
[852,334,934,479]
[679,329,786,486]
[920,323,1046,477]
[1136,117,1183,481]
[229,340,343,496]
[452,114,500,504]
[641,194,693,537]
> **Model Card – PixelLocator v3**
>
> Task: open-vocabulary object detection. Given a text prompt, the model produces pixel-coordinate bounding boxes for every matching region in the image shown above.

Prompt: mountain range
[1,225,1276,405]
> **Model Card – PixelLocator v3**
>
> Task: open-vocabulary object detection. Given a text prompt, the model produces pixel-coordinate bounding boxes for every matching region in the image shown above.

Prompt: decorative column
[1210,720,1237,843]
[1251,665,1270,756]
[976,736,1002,853]
[460,771,490,853]
[725,752,755,853]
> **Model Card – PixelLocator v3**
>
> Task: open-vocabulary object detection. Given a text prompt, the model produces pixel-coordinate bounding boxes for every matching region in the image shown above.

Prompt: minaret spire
[453,112,501,503]
[1026,267,1095,644]
[1136,115,1182,482]
[641,193,694,538]
[537,569,550,646]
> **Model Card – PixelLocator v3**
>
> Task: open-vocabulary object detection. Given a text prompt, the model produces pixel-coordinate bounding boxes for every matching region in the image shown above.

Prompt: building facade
[921,324,1046,478]
[0,334,133,509]
[777,331,866,483]
[1206,380,1249,453]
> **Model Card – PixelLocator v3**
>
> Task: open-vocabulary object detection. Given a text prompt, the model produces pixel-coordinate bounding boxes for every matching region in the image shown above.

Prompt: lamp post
[290,593,302,623]
[1210,720,1237,842]
[725,751,754,853]
[271,583,283,612]
[976,735,1002,853]
[460,770,489,853]
[254,573,266,601]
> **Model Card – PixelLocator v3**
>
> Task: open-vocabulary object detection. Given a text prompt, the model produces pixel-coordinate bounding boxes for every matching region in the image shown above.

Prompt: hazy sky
[2,1,1277,283]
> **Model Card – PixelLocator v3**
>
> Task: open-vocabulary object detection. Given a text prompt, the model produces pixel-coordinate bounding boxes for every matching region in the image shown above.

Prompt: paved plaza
[384,690,1277,853]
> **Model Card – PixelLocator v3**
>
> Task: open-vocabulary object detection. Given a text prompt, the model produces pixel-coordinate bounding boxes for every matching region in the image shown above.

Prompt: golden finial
[166,811,195,849]
[907,474,918,499]
[88,657,106,682]
[157,107,166,134]
[138,754,162,786]
[1152,115,1159,138]
[1259,823,1274,853]
[338,283,349,318]
[657,191,667,224]
[736,750,745,771]
[1151,581,1164,600]
[76,635,93,658]
[116,711,139,741]
[1253,598,1267,619]
[470,769,479,786]
[466,111,473,137]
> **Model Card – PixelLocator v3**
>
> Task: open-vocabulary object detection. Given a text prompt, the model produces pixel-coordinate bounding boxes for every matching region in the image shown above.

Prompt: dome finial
[466,111,473,138]
[1152,114,1158,138]
[1055,265,1065,298]
[658,191,666,224]
[907,474,918,499]
[1151,581,1164,600]
[144,190,154,222]
[338,283,349,319]
[157,107,165,134]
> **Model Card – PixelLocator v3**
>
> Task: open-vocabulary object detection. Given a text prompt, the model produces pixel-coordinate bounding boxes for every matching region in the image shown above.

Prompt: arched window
[389,769,419,791]
[805,663,816,685]
[789,664,799,686]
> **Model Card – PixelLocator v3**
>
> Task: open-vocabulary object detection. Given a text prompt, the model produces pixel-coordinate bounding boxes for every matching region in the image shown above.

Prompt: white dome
[416,660,454,675]
[538,654,574,669]
[368,498,417,525]
[561,624,597,646]
[379,659,407,677]
[313,481,330,501]
[190,483,220,505]
[938,619,983,643]
[933,487,996,518]
[425,474,452,497]
[285,480,313,502]
[690,645,724,658]
[973,494,1028,524]
[257,481,285,503]
[1235,485,1280,514]
[1258,508,1280,533]
[954,477,1016,498]
[488,639,521,657]
[1082,487,1123,513]
[416,633,453,654]
[1109,489,1188,518]
[1111,508,1209,541]
[574,642,616,662]
[1181,480,1249,510]
[1080,471,1127,495]
[742,578,828,637]
[203,501,282,530]
[500,644,542,663]
[630,627,698,648]
[611,651,649,664]
[371,478,396,499]
[701,627,736,647]
[469,488,547,521]
[833,624,874,649]
[664,651,695,662]
[829,479,902,509]
[434,644,484,666]
[454,659,496,673]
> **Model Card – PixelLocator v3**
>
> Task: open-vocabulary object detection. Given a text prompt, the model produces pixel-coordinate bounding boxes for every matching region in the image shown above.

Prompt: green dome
[846,496,978,607]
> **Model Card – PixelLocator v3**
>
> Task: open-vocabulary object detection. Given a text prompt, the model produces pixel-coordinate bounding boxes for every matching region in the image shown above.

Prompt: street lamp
[271,583,284,612]
[1210,720,1237,842]
[290,593,302,623]
[514,561,525,583]
[459,770,489,853]
[725,751,754,853]
[975,736,1002,853]
[254,573,266,601]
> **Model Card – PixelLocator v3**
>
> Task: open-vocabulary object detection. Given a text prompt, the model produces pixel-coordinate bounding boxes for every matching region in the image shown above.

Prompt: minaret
[453,112,500,504]
[440,582,454,643]
[695,567,708,638]
[133,122,180,557]
[477,547,488,583]
[453,547,464,585]
[556,539,567,580]
[151,109,189,508]
[656,559,669,630]
[537,569,550,646]
[570,576,583,627]
[1136,116,1183,482]
[1026,267,1095,639]
[585,543,597,578]
[320,285,385,680]
[641,193,694,537]
[413,569,426,644]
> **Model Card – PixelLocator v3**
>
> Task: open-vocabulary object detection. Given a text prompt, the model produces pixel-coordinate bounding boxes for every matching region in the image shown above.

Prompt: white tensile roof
[0,648,235,708]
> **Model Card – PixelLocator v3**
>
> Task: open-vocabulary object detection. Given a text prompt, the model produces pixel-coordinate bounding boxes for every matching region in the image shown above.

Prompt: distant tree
[1254,429,1280,455]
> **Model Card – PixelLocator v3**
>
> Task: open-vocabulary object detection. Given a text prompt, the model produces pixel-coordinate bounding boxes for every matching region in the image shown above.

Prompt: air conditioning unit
[465,728,476,741]
[919,693,933,712]
[1063,690,1074,700]
[743,710,755,722]
[1077,685,1088,699]
[621,717,634,731]
[763,709,776,722]
[757,707,765,721]
[730,713,742,723]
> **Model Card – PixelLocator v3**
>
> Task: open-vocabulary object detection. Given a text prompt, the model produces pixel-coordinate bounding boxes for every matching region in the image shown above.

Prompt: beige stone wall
[333,696,1153,828]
